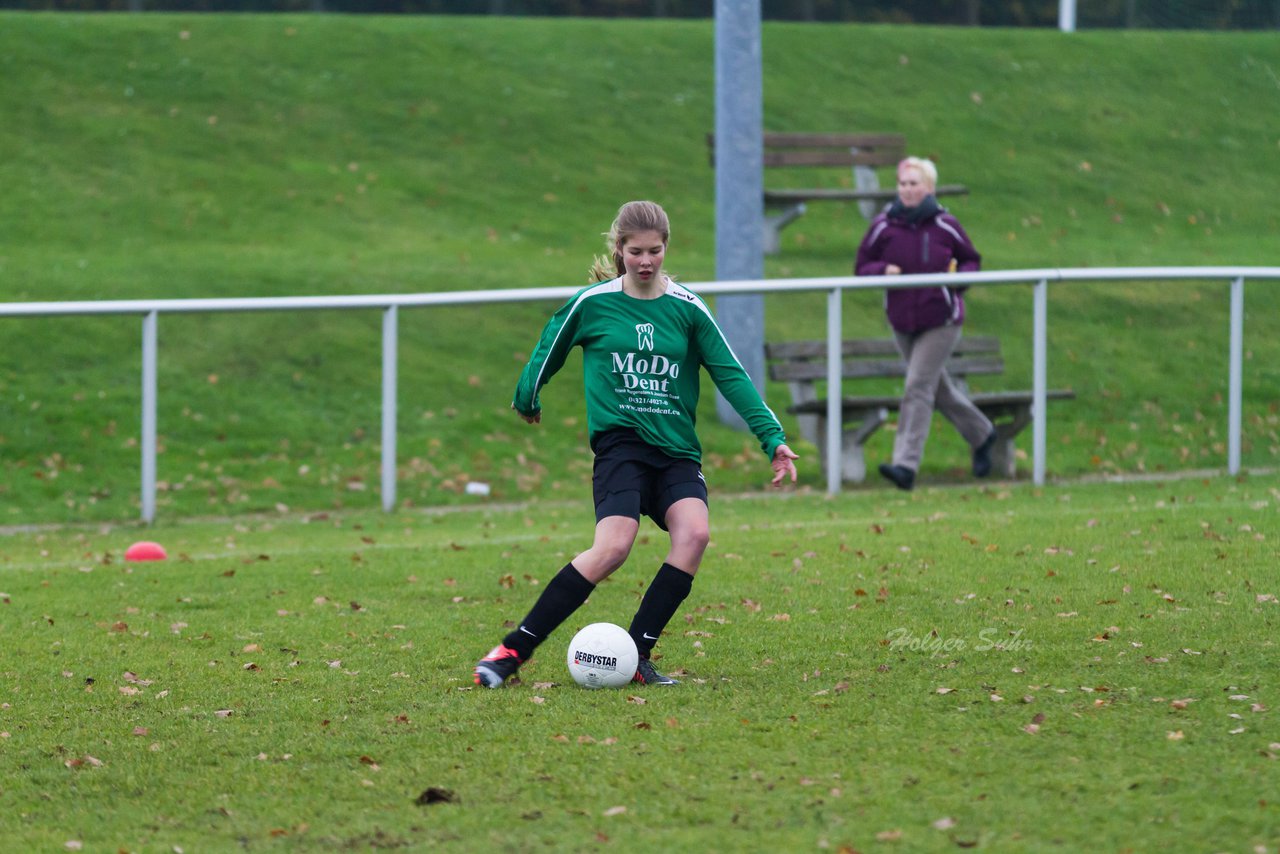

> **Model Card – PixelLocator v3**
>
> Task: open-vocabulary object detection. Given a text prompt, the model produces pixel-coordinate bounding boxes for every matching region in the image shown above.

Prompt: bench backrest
[766,336,1004,383]
[707,132,906,168]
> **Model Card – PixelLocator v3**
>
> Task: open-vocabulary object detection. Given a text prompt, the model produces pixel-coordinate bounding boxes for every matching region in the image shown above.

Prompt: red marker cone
[125,541,167,562]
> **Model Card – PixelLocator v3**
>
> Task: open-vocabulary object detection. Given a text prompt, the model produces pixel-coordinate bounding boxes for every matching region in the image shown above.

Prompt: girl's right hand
[511,402,541,424]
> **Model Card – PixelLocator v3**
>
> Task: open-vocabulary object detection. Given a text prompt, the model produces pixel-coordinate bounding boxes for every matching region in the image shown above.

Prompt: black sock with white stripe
[503,563,595,661]
[628,562,694,659]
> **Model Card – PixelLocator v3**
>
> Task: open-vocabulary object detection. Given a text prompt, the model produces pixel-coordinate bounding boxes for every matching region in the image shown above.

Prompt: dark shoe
[877,463,915,491]
[972,430,998,478]
[633,657,679,686]
[474,643,524,688]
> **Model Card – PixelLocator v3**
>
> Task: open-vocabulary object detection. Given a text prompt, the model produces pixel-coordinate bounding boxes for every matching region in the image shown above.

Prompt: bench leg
[988,410,1031,479]
[990,429,1017,479]
[795,412,820,450]
[813,408,887,483]
[841,432,869,483]
[853,162,880,221]
[763,203,806,254]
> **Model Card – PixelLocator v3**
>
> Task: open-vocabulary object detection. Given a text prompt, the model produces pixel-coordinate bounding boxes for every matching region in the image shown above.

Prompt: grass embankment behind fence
[1,14,1279,524]
[1,477,1278,850]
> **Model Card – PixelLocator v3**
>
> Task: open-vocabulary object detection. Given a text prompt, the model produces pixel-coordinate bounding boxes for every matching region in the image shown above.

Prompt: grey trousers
[892,324,994,471]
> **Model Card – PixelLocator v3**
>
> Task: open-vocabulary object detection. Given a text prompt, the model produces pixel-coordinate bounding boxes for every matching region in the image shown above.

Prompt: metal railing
[3,265,1278,522]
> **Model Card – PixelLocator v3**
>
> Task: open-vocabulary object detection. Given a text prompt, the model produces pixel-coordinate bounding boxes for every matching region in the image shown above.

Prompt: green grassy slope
[1,13,1278,523]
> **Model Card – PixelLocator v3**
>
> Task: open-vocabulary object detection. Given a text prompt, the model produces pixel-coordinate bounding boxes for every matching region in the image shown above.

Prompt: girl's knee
[671,521,710,555]
[592,539,634,572]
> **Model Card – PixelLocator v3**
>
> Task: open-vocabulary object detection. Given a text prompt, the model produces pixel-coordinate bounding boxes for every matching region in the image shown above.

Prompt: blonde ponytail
[588,253,617,283]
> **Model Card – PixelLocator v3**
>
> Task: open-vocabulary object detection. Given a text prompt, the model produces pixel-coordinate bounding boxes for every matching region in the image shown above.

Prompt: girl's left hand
[770,444,800,486]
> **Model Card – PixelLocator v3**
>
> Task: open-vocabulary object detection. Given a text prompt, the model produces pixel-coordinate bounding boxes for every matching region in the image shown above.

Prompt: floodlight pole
[713,0,766,431]
[1059,0,1077,32]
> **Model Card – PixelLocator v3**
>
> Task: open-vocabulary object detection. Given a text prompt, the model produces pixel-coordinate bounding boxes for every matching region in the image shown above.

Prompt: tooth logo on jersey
[636,323,655,351]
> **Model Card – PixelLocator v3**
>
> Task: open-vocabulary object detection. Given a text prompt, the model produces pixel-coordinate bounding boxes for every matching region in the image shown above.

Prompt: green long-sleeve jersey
[512,278,787,463]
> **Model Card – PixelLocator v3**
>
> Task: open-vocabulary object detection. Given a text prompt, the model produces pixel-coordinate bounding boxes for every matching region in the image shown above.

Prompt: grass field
[2,16,1279,847]
[2,475,1279,851]
[2,14,1280,524]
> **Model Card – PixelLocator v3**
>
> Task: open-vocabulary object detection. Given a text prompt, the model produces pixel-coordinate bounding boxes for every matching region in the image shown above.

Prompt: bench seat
[707,132,970,253]
[766,336,1075,483]
[763,185,970,206]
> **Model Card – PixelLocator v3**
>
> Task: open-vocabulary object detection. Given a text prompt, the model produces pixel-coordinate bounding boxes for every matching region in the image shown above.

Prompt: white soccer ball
[566,622,639,689]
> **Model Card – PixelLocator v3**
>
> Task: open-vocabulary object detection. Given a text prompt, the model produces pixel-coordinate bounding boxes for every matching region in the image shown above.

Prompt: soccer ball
[566,622,639,689]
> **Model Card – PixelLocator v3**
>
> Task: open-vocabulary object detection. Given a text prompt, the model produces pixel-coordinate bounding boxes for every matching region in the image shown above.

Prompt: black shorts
[590,428,707,531]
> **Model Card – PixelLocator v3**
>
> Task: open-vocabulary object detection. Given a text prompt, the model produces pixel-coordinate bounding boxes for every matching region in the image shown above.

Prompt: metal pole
[1228,277,1244,475]
[1033,280,1048,485]
[141,311,158,523]
[381,305,398,512]
[713,0,765,430]
[1059,0,1077,32]
[826,288,842,494]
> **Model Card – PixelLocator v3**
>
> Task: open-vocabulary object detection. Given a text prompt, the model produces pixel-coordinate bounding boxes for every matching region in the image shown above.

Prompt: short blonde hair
[589,200,670,282]
[898,156,938,192]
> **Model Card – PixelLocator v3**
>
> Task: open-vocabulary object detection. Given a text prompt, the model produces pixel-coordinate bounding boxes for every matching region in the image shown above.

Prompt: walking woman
[855,157,997,491]
[474,200,798,688]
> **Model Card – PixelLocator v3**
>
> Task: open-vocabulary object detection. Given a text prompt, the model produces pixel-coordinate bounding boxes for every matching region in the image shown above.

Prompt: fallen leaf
[414,787,457,806]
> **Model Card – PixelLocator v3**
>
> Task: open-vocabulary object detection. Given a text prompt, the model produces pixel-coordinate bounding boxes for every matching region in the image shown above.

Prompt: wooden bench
[707,132,970,253]
[765,336,1075,483]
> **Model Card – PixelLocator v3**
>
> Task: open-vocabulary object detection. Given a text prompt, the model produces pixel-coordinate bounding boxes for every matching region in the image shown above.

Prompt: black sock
[628,563,694,658]
[502,563,595,661]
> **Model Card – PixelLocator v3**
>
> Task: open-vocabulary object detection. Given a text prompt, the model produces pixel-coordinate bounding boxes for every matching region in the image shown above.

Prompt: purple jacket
[854,198,982,334]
